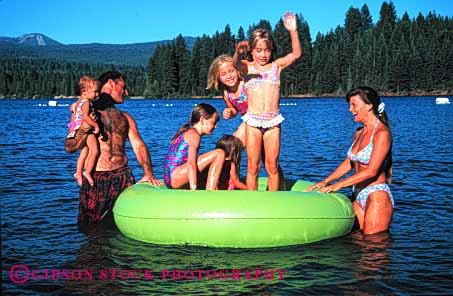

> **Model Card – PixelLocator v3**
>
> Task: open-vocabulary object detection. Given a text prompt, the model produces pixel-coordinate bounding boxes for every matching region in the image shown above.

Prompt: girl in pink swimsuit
[207,54,286,190]
[64,76,100,187]
[233,12,301,191]
[307,86,393,235]
[207,54,248,145]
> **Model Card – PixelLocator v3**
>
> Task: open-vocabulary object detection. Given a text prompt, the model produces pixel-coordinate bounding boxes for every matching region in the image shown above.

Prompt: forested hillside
[146,3,453,97]
[1,2,451,98]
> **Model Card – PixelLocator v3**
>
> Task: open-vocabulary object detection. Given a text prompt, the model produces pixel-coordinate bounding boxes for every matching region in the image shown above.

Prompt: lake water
[1,97,452,295]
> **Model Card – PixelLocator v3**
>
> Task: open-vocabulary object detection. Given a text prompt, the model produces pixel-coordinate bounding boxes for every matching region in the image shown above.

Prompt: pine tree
[345,7,362,39]
[296,13,312,94]
[237,26,245,41]
[390,34,410,93]
[377,1,397,41]
[311,33,324,94]
[174,34,191,96]
[222,25,235,55]
[400,12,412,42]
[247,19,272,39]
[189,38,202,96]
[360,4,373,31]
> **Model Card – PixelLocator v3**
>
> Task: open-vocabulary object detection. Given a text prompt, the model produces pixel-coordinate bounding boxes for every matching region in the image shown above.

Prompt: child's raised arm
[275,12,301,70]
[185,130,201,190]
[81,102,99,134]
[222,89,238,120]
[230,162,247,190]
[233,41,250,75]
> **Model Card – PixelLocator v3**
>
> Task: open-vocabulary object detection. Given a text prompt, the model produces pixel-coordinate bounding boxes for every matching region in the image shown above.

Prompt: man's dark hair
[98,71,125,90]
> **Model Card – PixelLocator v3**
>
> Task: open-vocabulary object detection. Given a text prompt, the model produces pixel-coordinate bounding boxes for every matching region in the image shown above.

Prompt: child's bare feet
[74,173,83,186]
[83,171,95,186]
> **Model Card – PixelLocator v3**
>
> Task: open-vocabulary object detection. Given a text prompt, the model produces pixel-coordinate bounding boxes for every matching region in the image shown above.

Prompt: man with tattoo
[77,71,161,227]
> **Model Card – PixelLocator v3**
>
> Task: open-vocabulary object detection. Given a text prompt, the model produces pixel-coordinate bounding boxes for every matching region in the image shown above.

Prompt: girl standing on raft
[233,12,301,191]
[164,103,225,190]
[307,86,394,235]
[207,54,286,189]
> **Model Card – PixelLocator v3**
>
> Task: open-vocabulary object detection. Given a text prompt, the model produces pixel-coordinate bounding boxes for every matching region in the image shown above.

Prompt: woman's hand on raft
[319,183,343,193]
[306,181,327,192]
[138,175,162,186]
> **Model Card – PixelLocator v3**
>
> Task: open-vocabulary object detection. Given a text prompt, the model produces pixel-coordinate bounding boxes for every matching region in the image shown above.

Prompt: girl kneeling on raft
[216,135,247,190]
[164,103,225,190]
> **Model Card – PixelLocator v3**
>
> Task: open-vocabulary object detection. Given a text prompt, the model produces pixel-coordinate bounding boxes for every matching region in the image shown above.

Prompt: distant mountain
[0,33,62,46]
[0,33,197,66]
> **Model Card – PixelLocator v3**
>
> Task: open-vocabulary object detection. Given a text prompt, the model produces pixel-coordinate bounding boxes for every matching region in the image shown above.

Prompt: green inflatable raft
[113,178,355,248]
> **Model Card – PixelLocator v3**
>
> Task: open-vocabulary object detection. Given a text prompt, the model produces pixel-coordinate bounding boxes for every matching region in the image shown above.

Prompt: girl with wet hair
[215,135,247,190]
[164,103,225,190]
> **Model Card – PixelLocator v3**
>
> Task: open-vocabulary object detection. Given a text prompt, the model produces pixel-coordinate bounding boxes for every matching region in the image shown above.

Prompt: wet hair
[346,86,392,183]
[77,75,98,96]
[346,86,389,127]
[247,28,277,62]
[216,135,243,168]
[171,103,219,142]
[207,55,241,90]
[98,71,125,91]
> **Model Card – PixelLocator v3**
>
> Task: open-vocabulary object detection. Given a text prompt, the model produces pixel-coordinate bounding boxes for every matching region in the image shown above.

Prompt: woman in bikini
[307,86,393,235]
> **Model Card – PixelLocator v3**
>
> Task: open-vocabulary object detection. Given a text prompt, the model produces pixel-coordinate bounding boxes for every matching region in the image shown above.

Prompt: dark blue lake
[1,97,452,295]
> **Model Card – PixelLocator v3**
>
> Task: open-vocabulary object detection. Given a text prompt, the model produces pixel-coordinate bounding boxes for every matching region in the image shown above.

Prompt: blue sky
[0,0,451,44]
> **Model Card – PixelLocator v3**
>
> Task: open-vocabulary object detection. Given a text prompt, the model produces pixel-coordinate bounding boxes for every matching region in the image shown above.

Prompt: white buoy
[435,97,450,105]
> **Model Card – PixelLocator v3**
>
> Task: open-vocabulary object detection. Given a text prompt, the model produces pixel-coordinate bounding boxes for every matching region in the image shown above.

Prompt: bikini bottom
[242,111,284,133]
[353,183,394,211]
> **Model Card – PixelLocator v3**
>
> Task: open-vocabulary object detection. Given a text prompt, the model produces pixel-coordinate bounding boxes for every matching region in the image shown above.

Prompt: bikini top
[244,62,280,90]
[347,120,379,165]
[227,82,248,115]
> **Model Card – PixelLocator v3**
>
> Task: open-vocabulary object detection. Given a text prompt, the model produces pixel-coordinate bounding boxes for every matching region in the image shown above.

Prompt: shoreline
[0,91,451,100]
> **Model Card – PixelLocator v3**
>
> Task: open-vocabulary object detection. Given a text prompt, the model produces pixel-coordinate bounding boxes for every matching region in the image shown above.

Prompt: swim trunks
[78,166,135,225]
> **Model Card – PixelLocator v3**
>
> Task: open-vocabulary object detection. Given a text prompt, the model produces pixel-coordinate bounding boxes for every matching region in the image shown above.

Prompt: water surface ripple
[1,97,452,295]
